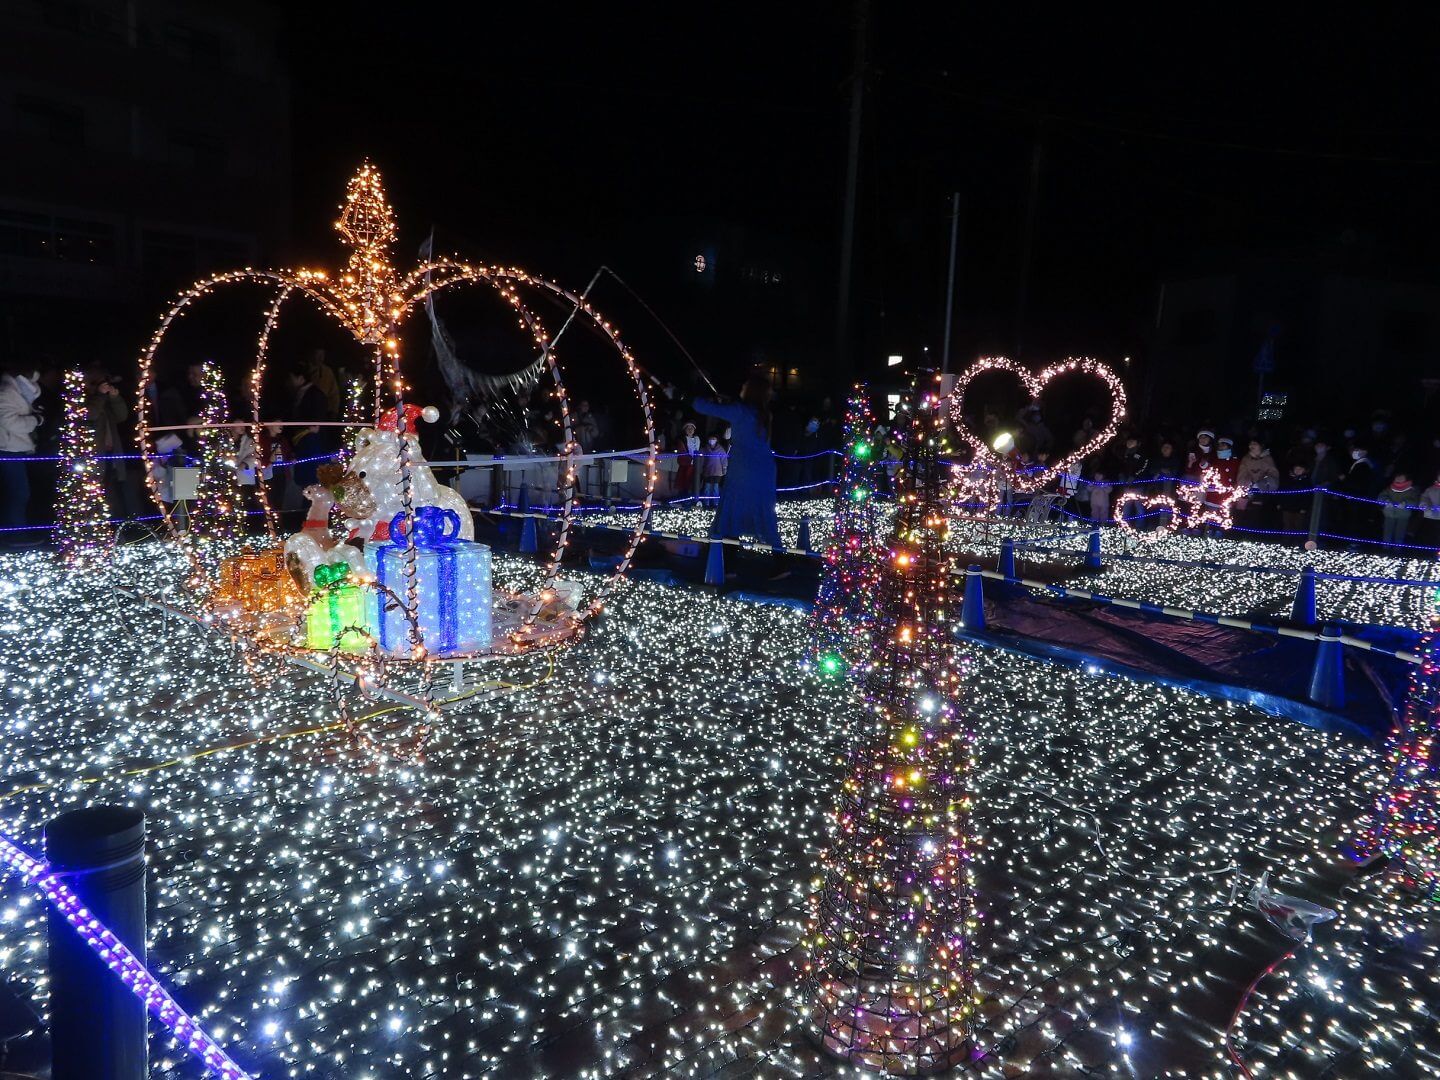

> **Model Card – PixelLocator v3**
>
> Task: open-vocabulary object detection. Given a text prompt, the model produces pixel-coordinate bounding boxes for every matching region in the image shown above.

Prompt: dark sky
[284,3,1440,388]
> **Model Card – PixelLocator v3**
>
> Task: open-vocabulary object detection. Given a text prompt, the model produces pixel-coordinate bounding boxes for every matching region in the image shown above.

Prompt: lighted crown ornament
[134,161,661,754]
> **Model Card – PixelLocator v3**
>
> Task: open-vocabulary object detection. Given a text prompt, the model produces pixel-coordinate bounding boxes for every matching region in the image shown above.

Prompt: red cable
[1225,945,1299,1079]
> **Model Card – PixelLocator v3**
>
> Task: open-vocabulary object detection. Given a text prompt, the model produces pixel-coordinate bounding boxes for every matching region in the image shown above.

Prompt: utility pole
[1013,129,1044,359]
[940,191,961,377]
[834,0,869,378]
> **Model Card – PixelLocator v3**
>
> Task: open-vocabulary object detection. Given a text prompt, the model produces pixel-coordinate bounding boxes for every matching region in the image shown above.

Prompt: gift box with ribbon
[304,562,371,652]
[364,507,492,655]
[214,549,300,614]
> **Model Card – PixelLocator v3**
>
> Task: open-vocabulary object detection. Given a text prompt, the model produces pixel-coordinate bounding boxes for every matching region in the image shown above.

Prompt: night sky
[284,3,1440,391]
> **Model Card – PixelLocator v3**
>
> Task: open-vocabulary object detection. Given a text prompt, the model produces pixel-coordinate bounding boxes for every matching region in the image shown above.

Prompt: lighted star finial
[330,160,402,344]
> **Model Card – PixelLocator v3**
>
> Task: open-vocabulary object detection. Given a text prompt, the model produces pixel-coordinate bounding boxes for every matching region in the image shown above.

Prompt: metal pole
[1014,133,1044,359]
[940,191,961,377]
[46,806,147,1080]
[834,0,869,376]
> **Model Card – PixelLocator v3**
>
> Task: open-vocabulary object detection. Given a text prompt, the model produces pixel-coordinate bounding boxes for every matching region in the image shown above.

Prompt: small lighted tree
[193,361,249,542]
[805,375,978,1073]
[53,370,113,567]
[1362,589,1440,896]
[810,386,885,678]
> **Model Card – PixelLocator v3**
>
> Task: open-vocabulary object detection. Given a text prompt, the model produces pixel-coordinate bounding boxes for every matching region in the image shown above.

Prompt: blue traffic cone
[1084,526,1103,571]
[961,564,986,631]
[1291,565,1318,626]
[1308,624,1346,711]
[998,537,1017,579]
[1296,567,1319,624]
[516,481,538,553]
[704,540,726,585]
[797,514,813,553]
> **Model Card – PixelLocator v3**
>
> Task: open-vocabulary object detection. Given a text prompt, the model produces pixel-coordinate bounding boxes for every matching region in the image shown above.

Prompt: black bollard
[45,806,147,1080]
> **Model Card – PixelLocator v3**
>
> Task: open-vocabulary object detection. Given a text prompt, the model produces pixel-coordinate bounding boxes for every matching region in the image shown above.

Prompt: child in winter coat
[674,421,701,497]
[1087,471,1111,523]
[1277,463,1312,538]
[701,435,727,497]
[1377,473,1417,547]
[1419,472,1440,549]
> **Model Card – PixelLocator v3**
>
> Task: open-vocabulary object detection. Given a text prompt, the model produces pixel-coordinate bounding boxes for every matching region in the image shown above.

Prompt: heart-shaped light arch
[946,355,1128,493]
[135,161,657,637]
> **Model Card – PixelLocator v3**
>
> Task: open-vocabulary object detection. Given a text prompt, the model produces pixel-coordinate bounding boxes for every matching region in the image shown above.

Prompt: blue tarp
[971,591,1417,741]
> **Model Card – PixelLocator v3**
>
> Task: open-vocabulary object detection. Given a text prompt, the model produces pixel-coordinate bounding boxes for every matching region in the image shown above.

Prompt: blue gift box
[365,507,492,655]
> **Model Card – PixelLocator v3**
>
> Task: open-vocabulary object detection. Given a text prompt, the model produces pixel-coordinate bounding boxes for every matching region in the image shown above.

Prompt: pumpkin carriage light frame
[132,162,658,717]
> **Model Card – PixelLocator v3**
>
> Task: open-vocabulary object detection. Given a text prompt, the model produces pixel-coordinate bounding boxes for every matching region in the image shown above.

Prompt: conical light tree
[193,361,249,542]
[1362,589,1440,896]
[53,369,113,567]
[805,374,979,1073]
[810,386,886,679]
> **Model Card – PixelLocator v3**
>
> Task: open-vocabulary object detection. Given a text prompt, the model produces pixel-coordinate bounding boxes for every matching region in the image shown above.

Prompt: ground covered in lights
[1,546,1439,1077]
[596,499,1440,631]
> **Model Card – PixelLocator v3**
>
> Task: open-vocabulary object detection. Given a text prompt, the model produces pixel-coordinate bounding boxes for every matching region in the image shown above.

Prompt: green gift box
[305,563,371,652]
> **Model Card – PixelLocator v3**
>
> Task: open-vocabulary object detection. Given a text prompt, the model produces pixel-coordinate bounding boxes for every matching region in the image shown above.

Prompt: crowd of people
[3,345,1437,555]
[970,406,1440,548]
[0,348,364,544]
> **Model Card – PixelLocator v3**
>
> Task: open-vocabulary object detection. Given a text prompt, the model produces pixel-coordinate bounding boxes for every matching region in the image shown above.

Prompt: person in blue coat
[692,371,782,548]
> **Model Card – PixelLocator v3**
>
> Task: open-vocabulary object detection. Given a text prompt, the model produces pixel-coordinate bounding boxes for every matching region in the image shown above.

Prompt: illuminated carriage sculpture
[135,163,657,754]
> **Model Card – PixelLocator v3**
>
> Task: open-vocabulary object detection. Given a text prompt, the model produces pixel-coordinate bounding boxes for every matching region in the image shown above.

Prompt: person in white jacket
[0,360,43,534]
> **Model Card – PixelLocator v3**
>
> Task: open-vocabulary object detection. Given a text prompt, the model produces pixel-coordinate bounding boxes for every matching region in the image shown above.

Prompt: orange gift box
[213,550,300,614]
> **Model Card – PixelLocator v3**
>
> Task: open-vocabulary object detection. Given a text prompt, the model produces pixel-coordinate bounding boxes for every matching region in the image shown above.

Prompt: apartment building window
[142,229,251,279]
[0,208,115,264]
[16,94,86,145]
[164,22,235,68]
[169,129,226,173]
[32,0,121,40]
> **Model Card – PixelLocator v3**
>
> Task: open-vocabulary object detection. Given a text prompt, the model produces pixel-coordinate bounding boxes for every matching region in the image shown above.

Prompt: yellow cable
[0,652,555,805]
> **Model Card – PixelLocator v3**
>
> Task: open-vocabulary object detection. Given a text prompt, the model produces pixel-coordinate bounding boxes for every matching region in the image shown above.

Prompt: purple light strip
[0,832,253,1080]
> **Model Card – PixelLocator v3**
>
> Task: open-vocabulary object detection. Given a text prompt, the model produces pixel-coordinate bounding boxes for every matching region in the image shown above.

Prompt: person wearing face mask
[674,420,701,498]
[1199,437,1239,529]
[1343,445,1379,541]
[1377,472,1417,547]
[1234,440,1279,531]
[0,357,43,537]
[1185,429,1217,483]
[701,434,728,497]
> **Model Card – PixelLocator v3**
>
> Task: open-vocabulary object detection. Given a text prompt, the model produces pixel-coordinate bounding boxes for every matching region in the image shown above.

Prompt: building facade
[0,0,289,353]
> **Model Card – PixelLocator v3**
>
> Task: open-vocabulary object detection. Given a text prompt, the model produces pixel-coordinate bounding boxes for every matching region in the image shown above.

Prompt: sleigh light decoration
[134,162,657,752]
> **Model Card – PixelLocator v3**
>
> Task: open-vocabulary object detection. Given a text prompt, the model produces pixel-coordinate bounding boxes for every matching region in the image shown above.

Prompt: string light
[1359,586,1440,894]
[2,541,1437,1075]
[808,387,884,679]
[1114,467,1246,540]
[133,161,659,651]
[192,360,250,545]
[805,375,978,1072]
